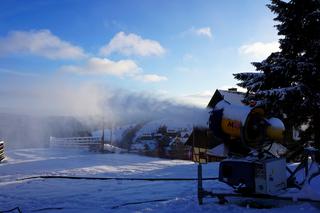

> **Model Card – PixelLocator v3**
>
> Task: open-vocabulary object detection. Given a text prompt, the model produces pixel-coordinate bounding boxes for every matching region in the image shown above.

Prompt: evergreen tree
[234,0,320,152]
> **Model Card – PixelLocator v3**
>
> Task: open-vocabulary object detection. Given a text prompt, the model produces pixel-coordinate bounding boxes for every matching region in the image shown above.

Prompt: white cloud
[190,90,213,98]
[182,27,212,39]
[0,30,86,60]
[183,53,195,62]
[61,57,168,83]
[0,68,39,77]
[239,41,280,59]
[136,74,168,82]
[100,32,165,57]
[194,27,212,38]
[178,90,214,107]
[176,66,200,74]
[61,57,140,77]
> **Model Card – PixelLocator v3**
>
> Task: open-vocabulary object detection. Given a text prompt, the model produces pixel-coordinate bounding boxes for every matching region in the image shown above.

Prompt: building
[185,88,246,162]
[185,127,218,163]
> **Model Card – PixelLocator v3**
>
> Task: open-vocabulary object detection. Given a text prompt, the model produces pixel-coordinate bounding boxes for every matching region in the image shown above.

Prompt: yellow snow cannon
[209,100,285,148]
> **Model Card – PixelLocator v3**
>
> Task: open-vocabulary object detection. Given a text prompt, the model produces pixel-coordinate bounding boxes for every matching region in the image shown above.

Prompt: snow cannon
[209,99,285,151]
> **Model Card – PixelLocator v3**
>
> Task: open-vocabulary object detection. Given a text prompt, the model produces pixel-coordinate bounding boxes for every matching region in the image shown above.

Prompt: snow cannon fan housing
[209,99,285,150]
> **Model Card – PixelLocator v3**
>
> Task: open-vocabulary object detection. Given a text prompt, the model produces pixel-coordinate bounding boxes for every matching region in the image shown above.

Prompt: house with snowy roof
[186,88,246,162]
[207,88,245,108]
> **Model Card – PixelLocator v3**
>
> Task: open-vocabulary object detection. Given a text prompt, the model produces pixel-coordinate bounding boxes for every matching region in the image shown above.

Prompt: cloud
[194,27,212,38]
[61,57,140,77]
[0,30,86,60]
[179,87,246,107]
[183,53,195,62]
[0,68,39,77]
[136,74,168,82]
[100,32,165,57]
[187,90,213,98]
[61,57,168,82]
[182,27,212,39]
[179,90,214,107]
[239,41,280,59]
[176,66,200,74]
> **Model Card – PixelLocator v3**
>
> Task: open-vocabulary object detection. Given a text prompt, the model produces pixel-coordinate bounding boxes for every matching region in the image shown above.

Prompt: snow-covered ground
[1,148,320,212]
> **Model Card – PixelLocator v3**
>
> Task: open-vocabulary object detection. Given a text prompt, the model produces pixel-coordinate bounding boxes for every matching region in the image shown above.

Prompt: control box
[219,158,287,195]
[254,158,287,194]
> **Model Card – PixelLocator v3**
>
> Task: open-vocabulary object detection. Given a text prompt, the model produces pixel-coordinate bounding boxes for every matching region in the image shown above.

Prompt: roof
[207,89,245,108]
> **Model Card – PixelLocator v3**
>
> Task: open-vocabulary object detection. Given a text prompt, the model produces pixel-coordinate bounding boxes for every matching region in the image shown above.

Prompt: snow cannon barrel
[209,100,285,147]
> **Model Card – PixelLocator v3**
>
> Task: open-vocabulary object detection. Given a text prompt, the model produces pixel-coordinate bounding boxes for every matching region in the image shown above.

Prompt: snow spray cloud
[0,75,210,148]
[100,88,210,127]
[0,77,209,125]
[0,77,104,117]
[0,75,107,148]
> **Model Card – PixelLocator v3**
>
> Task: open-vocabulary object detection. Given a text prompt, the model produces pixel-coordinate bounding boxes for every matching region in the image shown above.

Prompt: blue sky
[0,0,280,110]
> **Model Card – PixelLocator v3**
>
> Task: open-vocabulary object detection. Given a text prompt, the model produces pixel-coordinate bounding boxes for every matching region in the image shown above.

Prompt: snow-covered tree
[234,0,320,153]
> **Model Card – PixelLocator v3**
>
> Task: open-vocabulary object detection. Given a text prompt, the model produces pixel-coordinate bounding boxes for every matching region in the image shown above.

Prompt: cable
[29,199,173,211]
[111,198,172,209]
[17,175,218,181]
[32,207,63,212]
[0,207,22,213]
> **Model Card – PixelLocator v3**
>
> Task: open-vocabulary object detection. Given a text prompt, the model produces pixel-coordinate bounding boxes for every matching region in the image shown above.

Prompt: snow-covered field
[1,148,319,212]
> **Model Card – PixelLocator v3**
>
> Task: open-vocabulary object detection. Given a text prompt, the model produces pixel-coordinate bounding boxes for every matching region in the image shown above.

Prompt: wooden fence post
[198,163,203,205]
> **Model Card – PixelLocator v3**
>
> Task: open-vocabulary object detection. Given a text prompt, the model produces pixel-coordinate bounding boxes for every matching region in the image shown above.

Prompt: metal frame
[197,147,320,205]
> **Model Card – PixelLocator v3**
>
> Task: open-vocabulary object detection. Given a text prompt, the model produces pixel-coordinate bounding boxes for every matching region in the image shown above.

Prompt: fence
[0,140,4,162]
[50,136,101,148]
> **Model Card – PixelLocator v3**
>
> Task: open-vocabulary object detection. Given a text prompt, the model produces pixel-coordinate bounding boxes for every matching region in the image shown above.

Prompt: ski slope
[0,148,319,212]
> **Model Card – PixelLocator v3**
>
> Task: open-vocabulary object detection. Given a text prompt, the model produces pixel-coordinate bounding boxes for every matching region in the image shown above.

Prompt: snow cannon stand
[194,95,320,206]
[197,148,320,206]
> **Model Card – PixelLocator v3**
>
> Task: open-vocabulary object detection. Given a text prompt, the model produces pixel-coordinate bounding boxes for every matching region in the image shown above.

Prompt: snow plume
[0,76,209,148]
[0,77,105,149]
[99,89,210,127]
[0,78,104,117]
[0,77,209,125]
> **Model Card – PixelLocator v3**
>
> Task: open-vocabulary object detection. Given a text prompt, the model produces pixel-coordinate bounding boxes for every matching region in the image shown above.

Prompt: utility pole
[100,116,105,152]
[110,123,113,146]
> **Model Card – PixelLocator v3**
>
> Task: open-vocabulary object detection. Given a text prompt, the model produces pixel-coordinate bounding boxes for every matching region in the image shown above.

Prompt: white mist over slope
[0,76,210,148]
[0,77,104,117]
[1,76,209,124]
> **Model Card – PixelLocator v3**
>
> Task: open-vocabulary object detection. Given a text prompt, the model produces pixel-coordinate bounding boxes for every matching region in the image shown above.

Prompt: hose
[0,207,22,213]
[17,175,218,181]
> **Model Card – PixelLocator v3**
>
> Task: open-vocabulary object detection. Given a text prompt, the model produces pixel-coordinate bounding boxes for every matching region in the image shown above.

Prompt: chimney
[228,88,237,92]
